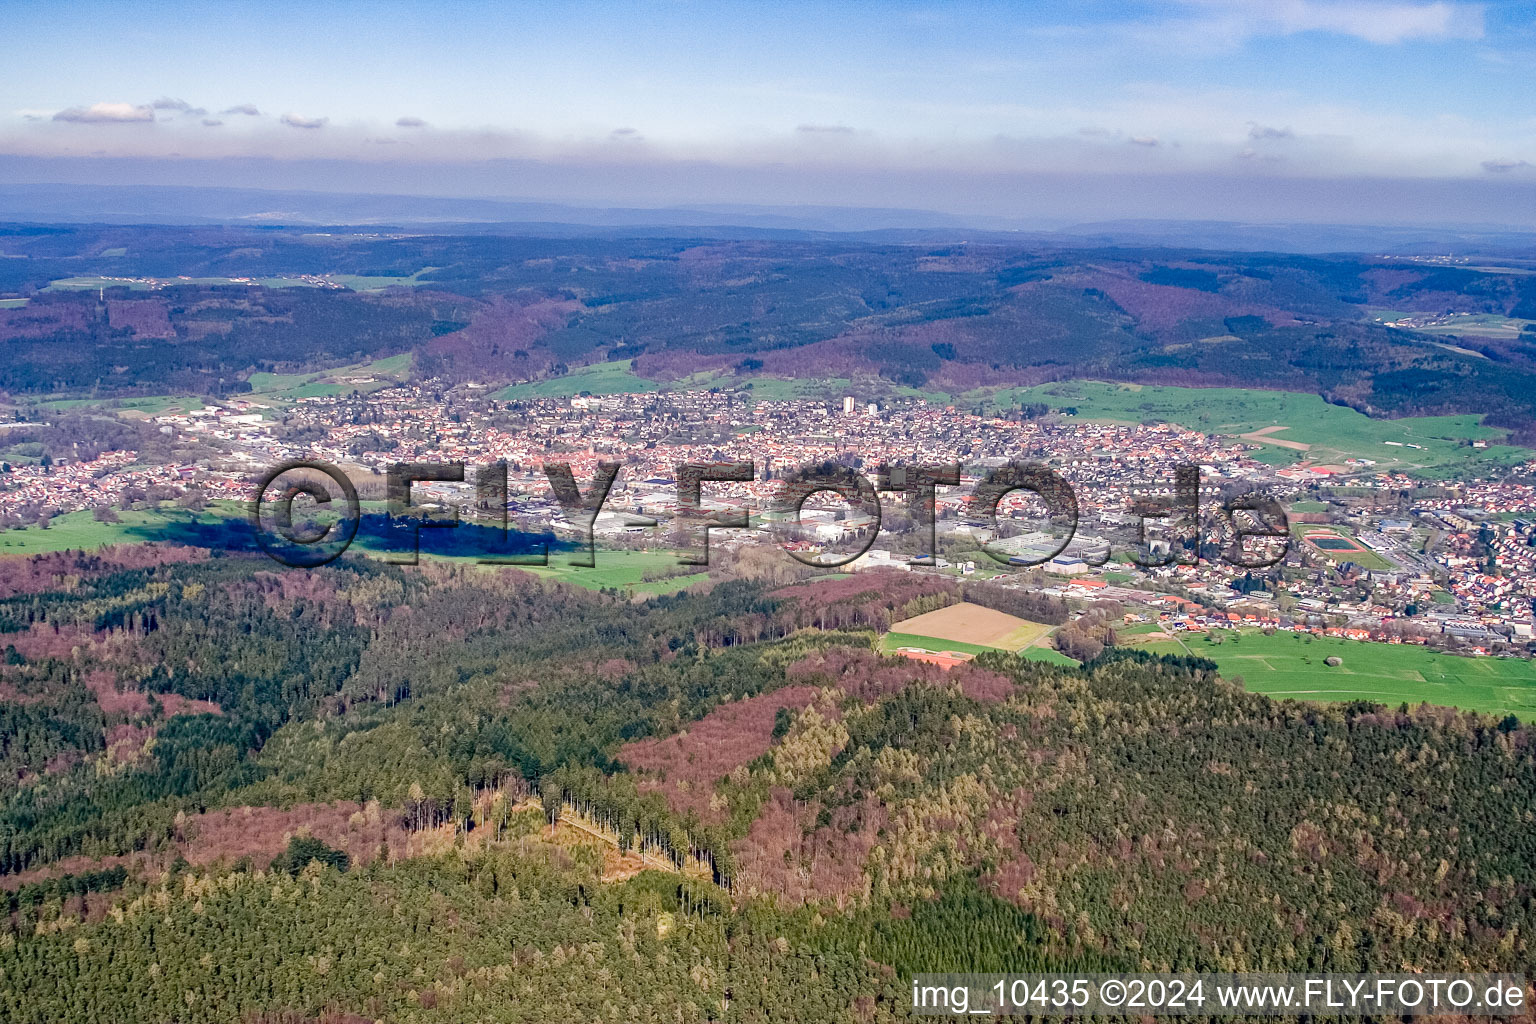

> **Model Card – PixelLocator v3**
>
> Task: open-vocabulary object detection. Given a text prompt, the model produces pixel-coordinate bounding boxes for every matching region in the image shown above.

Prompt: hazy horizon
[5,1,1536,228]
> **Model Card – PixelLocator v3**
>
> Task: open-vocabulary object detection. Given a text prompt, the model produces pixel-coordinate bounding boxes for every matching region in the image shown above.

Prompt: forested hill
[5,225,1536,435]
[0,549,1532,1021]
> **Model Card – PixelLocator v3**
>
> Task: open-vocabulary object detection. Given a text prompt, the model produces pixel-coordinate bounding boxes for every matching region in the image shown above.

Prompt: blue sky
[3,1,1535,222]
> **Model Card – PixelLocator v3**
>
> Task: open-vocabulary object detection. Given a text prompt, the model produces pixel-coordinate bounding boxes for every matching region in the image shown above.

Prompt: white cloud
[222,104,262,116]
[0,81,1520,187]
[53,102,155,124]
[1247,122,1294,140]
[1481,158,1531,173]
[152,97,205,115]
[280,113,328,129]
[396,116,428,128]
[1271,0,1482,43]
[1169,0,1484,46]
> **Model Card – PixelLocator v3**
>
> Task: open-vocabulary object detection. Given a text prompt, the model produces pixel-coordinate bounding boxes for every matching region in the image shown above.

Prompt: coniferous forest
[0,545,1532,1021]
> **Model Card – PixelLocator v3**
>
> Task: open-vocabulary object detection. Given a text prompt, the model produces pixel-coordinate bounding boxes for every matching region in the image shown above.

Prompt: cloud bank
[52,102,155,124]
[1482,158,1531,174]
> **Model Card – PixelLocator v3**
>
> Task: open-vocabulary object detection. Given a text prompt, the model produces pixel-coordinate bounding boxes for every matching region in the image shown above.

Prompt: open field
[496,362,950,404]
[1240,425,1310,451]
[45,277,157,292]
[888,601,1053,651]
[44,270,436,293]
[742,375,950,404]
[980,380,1530,477]
[31,393,210,418]
[495,359,659,401]
[327,268,438,292]
[497,364,911,404]
[1369,309,1536,339]
[47,276,309,291]
[508,547,706,593]
[1019,645,1079,666]
[0,505,238,556]
[112,395,210,417]
[0,508,710,597]
[0,298,27,309]
[881,628,1079,667]
[1128,628,1536,718]
[25,356,411,416]
[246,353,413,402]
[1463,265,1536,276]
[663,368,952,404]
[882,632,997,658]
[736,375,853,400]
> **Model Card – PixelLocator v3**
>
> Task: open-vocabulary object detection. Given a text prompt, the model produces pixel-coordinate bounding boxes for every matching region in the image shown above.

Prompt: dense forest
[5,224,1536,435]
[0,543,1532,1021]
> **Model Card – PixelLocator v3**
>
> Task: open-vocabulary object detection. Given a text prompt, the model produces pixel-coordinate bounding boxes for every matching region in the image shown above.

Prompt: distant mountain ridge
[0,184,979,235]
[4,183,1536,255]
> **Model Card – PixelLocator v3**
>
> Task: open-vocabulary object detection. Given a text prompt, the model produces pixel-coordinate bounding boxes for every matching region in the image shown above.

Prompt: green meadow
[45,277,158,292]
[734,375,852,400]
[24,352,415,413]
[981,380,1530,476]
[1019,645,1080,667]
[1131,628,1536,718]
[734,374,950,404]
[328,268,439,292]
[111,395,208,416]
[30,394,208,418]
[495,359,659,401]
[0,505,239,556]
[506,547,707,593]
[881,630,1079,667]
[246,353,413,402]
[882,631,997,657]
[631,366,952,405]
[0,506,710,597]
